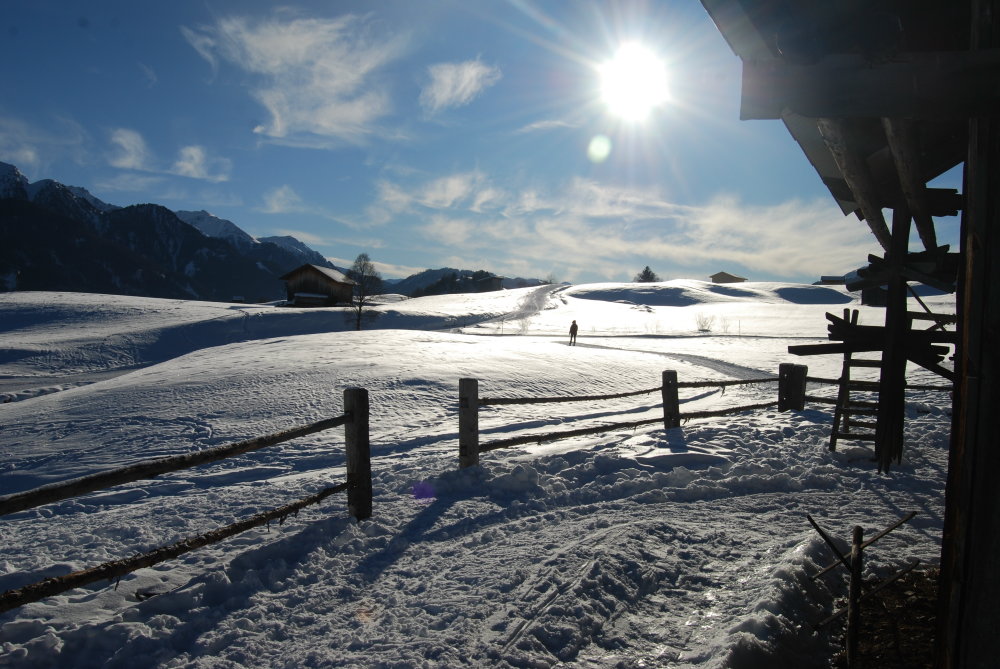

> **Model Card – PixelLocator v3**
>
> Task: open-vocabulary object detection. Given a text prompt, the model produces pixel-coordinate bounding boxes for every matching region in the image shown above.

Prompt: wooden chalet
[709,271,747,283]
[475,275,505,292]
[700,1,999,665]
[279,264,355,307]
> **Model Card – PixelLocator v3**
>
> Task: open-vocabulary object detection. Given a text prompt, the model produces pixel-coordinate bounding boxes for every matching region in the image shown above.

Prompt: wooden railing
[0,387,371,615]
[457,364,813,468]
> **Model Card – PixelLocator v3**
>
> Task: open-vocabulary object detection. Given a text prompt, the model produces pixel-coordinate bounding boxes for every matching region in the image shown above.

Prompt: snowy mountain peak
[258,235,332,268]
[0,161,29,200]
[176,210,258,251]
[66,185,118,212]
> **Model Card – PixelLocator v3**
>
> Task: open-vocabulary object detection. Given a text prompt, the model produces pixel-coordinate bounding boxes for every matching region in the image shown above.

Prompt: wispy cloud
[108,128,231,182]
[270,228,328,246]
[513,119,578,134]
[172,145,232,183]
[419,59,502,114]
[108,128,153,171]
[94,173,165,193]
[137,62,158,88]
[260,185,307,214]
[182,13,404,144]
[0,115,88,174]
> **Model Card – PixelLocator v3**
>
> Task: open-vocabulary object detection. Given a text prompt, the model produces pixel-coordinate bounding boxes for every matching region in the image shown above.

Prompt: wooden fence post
[778,363,807,411]
[344,387,372,521]
[662,370,680,429]
[847,525,864,667]
[459,378,480,468]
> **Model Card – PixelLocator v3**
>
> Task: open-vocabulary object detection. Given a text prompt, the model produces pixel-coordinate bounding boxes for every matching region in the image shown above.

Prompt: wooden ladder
[829,310,882,451]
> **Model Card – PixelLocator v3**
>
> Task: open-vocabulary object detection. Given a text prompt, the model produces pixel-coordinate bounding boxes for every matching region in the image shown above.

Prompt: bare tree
[346,253,383,331]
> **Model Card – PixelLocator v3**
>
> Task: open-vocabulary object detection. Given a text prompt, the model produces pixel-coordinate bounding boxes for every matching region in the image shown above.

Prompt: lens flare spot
[588,135,612,163]
[412,480,436,502]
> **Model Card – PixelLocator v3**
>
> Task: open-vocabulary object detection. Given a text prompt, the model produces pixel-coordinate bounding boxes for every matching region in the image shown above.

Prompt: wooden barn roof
[279,263,355,285]
[700,0,975,253]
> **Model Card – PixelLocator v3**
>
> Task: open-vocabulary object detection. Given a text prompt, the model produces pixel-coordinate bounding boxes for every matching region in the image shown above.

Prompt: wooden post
[938,4,1000,662]
[847,525,864,668]
[459,378,479,468]
[344,387,372,521]
[875,206,912,472]
[662,370,680,429]
[778,363,807,411]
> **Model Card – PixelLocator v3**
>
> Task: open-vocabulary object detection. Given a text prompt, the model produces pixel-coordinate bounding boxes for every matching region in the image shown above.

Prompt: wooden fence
[0,387,371,615]
[458,364,811,468]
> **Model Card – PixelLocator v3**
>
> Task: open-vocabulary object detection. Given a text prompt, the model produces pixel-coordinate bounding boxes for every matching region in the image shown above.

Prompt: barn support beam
[882,117,940,251]
[816,118,893,250]
[874,207,911,472]
[938,1,1000,661]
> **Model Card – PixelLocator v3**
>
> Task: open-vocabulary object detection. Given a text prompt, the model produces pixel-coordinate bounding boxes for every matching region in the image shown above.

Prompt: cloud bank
[362,170,881,282]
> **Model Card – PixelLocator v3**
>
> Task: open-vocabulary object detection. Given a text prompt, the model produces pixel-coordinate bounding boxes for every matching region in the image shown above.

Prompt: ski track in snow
[0,285,954,668]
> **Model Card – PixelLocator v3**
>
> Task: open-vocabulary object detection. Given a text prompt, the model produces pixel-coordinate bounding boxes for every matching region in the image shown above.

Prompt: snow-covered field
[0,282,954,667]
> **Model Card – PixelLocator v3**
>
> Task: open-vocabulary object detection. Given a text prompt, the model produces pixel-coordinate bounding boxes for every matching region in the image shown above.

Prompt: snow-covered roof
[280,263,355,285]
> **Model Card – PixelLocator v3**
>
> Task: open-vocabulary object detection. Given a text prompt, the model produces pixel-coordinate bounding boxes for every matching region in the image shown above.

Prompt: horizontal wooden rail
[481,385,661,406]
[461,368,808,467]
[0,482,348,615]
[481,417,664,452]
[807,375,952,392]
[479,377,779,407]
[680,400,780,421]
[677,376,776,388]
[0,414,350,517]
[480,400,783,453]
[805,395,839,405]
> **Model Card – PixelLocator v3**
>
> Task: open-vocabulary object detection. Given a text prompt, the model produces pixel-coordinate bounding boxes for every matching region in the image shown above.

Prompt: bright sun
[598,42,670,122]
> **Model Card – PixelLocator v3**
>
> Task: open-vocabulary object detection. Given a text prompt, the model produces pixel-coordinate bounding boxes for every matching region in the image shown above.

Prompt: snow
[0,281,954,667]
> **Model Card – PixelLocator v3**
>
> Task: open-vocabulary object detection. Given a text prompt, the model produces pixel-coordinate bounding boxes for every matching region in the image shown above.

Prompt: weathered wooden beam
[458,378,480,469]
[0,414,350,517]
[741,50,1000,120]
[883,117,940,250]
[938,2,1000,660]
[875,207,913,472]
[816,118,893,250]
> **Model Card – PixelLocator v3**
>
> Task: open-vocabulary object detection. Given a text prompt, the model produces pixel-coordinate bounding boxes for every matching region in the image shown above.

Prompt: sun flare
[598,42,669,122]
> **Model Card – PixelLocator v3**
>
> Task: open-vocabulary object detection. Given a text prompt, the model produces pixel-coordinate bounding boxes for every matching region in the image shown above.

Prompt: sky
[0,285,952,665]
[0,1,962,283]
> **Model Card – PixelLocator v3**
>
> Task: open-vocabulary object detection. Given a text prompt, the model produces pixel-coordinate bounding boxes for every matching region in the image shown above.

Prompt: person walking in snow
[569,320,579,346]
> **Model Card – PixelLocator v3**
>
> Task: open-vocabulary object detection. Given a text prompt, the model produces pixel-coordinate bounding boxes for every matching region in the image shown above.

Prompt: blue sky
[1,1,961,283]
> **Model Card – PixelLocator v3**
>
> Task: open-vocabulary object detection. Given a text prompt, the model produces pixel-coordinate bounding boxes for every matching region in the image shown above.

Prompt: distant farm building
[475,275,505,292]
[709,271,747,284]
[279,264,355,307]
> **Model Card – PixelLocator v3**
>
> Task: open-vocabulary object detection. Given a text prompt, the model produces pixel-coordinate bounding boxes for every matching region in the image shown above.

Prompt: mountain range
[0,162,541,302]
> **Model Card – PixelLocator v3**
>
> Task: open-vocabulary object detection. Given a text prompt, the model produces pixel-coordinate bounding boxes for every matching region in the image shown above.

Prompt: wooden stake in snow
[459,378,479,468]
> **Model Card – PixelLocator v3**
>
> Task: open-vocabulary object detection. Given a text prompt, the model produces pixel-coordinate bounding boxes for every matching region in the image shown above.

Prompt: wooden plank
[0,414,349,517]
[815,118,892,249]
[875,207,913,472]
[662,370,680,429]
[458,378,480,469]
[834,432,877,442]
[344,388,372,521]
[0,481,349,615]
[883,117,939,251]
[741,50,1000,120]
